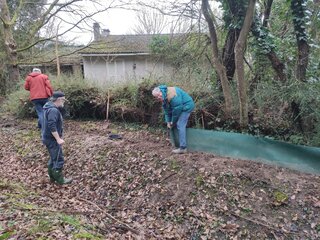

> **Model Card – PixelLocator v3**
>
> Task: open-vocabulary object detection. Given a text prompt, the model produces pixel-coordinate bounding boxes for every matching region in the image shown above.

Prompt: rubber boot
[48,166,55,182]
[52,169,72,185]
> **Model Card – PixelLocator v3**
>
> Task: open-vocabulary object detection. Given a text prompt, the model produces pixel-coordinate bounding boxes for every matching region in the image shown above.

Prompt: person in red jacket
[24,68,53,129]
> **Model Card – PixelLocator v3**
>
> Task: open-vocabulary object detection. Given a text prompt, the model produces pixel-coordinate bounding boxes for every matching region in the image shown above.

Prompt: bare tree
[0,0,126,89]
[132,7,168,34]
[134,0,204,33]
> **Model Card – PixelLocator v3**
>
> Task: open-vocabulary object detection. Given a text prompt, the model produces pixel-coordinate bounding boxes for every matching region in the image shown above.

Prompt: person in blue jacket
[42,91,72,184]
[152,85,195,154]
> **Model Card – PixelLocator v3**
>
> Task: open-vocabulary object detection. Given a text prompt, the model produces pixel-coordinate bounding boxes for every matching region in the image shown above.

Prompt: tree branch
[10,0,25,26]
[17,3,119,52]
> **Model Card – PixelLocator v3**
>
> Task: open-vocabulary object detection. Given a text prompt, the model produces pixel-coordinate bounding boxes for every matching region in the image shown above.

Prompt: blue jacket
[42,101,63,142]
[159,85,195,124]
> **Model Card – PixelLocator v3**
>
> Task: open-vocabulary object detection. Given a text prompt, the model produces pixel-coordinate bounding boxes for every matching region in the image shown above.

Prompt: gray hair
[152,87,161,96]
[32,68,41,73]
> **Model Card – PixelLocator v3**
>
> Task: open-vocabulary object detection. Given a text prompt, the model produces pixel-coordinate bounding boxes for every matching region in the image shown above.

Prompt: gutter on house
[80,53,150,57]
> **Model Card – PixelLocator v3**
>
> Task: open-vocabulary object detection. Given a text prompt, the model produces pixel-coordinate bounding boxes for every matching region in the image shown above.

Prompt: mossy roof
[19,45,83,66]
[79,34,181,55]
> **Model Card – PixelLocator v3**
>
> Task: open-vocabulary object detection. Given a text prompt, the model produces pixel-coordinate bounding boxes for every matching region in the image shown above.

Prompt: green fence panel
[170,128,320,175]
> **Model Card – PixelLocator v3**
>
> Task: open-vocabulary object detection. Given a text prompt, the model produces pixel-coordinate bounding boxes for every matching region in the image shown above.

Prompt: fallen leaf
[220,223,239,233]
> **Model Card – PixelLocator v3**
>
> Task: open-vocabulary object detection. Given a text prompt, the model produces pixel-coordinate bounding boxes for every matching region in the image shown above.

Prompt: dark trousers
[32,98,48,129]
[43,139,64,169]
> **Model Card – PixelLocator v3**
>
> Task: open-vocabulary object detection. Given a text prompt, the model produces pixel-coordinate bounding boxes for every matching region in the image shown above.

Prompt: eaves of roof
[81,52,150,57]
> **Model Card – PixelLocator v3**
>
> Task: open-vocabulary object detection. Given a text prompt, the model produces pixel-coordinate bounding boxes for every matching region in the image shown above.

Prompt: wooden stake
[106,89,110,121]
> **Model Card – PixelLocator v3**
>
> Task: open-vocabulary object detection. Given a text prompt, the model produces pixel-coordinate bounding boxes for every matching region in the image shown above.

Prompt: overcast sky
[56,0,218,45]
[59,7,137,45]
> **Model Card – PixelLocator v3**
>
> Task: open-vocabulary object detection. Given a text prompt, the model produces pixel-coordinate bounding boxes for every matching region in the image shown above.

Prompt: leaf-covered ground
[0,116,319,239]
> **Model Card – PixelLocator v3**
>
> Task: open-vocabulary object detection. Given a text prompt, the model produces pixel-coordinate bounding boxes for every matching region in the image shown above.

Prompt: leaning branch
[16,5,117,53]
[9,0,25,26]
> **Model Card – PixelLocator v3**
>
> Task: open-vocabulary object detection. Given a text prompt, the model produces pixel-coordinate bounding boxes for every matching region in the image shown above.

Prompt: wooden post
[55,22,61,79]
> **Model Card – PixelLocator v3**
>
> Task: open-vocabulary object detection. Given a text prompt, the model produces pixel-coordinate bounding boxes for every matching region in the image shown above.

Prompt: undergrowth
[1,73,320,147]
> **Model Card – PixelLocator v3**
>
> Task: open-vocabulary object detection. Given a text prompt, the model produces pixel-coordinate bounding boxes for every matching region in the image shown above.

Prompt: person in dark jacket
[24,68,53,129]
[42,91,72,184]
[152,85,195,154]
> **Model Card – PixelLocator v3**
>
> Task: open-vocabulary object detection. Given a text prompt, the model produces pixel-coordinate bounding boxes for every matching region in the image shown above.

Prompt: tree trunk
[220,0,244,84]
[291,0,310,82]
[266,51,287,82]
[251,20,287,82]
[291,101,304,132]
[234,0,256,127]
[262,0,273,27]
[222,28,241,82]
[296,40,309,82]
[0,0,20,86]
[202,0,233,116]
[289,0,310,132]
[251,0,287,83]
[262,0,286,82]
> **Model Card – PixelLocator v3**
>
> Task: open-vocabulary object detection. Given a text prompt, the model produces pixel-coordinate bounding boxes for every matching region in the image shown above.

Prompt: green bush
[0,86,35,118]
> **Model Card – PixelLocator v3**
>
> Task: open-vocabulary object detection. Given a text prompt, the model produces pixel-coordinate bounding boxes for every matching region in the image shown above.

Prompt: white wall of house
[82,55,173,85]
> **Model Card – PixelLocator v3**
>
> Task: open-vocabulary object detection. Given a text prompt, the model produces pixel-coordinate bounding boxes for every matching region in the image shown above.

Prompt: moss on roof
[79,34,184,55]
[19,45,83,65]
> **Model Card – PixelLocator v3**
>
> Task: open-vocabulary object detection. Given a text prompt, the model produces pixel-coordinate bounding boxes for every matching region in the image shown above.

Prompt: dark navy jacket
[42,101,63,142]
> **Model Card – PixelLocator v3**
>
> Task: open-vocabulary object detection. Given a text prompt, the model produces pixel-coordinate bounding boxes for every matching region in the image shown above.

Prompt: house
[79,23,178,85]
[19,42,83,76]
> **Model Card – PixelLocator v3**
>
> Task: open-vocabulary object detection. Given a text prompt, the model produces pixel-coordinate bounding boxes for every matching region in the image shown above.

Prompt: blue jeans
[176,112,191,149]
[43,139,64,170]
[32,98,48,129]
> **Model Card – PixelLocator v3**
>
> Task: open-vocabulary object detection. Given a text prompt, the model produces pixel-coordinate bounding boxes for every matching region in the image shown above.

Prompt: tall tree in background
[132,7,169,34]
[0,0,46,92]
[0,0,23,88]
[219,0,245,83]
[234,0,256,127]
[291,0,310,82]
[251,0,287,82]
[202,0,233,116]
[0,0,122,93]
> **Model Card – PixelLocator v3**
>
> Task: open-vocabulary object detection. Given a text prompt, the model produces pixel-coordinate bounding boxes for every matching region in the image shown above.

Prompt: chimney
[93,22,101,41]
[101,29,110,37]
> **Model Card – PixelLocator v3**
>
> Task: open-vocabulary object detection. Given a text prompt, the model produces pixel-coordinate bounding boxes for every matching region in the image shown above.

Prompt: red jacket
[24,72,53,100]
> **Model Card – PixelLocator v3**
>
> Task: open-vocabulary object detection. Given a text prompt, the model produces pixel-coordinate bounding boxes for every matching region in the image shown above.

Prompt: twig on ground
[79,197,145,237]
[159,172,177,183]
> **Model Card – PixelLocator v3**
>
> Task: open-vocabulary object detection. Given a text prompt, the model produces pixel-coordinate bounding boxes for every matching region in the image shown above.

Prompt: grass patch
[170,160,181,172]
[273,190,288,205]
[0,231,15,240]
[195,175,205,187]
[28,219,54,235]
[73,231,103,240]
[59,215,82,228]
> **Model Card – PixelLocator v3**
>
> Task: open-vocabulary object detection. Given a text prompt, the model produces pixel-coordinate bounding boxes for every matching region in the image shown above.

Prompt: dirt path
[0,118,319,239]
